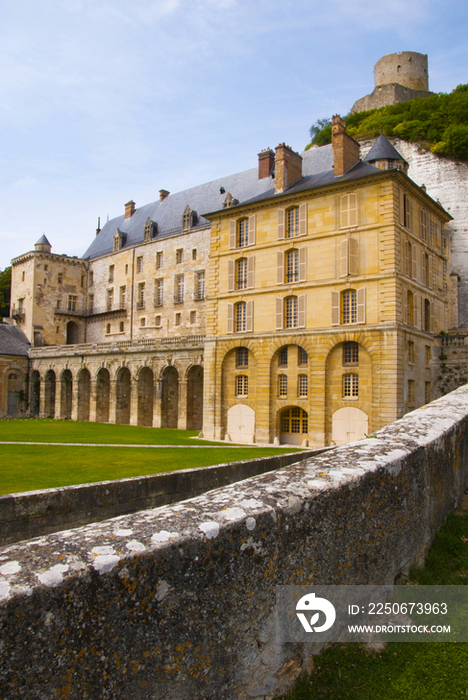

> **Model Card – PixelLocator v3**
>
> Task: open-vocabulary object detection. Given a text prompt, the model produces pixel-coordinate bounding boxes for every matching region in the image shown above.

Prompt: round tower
[34,234,52,253]
[374,52,429,91]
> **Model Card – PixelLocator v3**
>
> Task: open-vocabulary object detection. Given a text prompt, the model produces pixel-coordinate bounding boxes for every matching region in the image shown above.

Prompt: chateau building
[6,119,452,445]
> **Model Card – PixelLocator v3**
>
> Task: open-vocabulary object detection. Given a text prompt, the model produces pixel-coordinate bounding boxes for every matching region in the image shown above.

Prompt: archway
[116,367,131,425]
[44,370,56,418]
[226,404,255,444]
[161,366,179,428]
[66,321,79,345]
[30,370,40,417]
[331,407,368,445]
[77,368,90,421]
[96,368,110,423]
[7,371,24,417]
[61,370,72,419]
[138,367,154,427]
[279,406,308,445]
[187,365,203,430]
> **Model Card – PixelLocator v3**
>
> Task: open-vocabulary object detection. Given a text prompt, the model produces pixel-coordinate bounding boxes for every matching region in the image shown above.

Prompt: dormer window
[182,204,197,232]
[144,217,156,242]
[113,228,125,252]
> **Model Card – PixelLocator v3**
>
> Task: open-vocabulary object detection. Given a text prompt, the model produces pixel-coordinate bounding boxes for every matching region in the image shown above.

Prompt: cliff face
[360,137,468,328]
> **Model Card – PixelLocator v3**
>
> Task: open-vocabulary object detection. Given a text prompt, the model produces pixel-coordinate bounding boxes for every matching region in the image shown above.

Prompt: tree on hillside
[0,267,11,319]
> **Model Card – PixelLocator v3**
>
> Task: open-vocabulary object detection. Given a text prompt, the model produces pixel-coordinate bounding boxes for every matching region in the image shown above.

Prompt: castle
[4,104,453,446]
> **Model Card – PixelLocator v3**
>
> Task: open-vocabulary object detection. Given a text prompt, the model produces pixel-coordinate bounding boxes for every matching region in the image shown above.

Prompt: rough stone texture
[1,385,468,699]
[352,84,434,114]
[0,449,324,545]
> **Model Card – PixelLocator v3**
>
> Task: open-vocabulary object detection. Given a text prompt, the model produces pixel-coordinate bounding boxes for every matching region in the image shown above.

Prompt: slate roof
[35,234,51,246]
[83,145,334,261]
[0,325,30,357]
[363,134,408,164]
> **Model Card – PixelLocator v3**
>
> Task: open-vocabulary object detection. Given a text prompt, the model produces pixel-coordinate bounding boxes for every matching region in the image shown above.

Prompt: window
[182,205,193,231]
[424,299,431,332]
[298,375,308,398]
[420,209,428,242]
[22,271,25,282]
[281,407,308,434]
[286,249,299,283]
[236,258,247,290]
[107,288,114,311]
[236,375,248,397]
[44,265,48,271]
[237,218,249,248]
[106,323,111,334]
[109,265,114,283]
[196,271,205,300]
[88,294,94,312]
[279,347,288,366]
[190,310,196,324]
[58,273,63,284]
[425,382,431,404]
[137,257,143,274]
[278,375,288,397]
[285,296,298,328]
[176,249,183,264]
[89,271,93,286]
[125,264,128,274]
[287,207,300,238]
[119,321,124,332]
[408,340,414,364]
[343,373,359,398]
[140,317,146,327]
[156,252,163,270]
[119,286,126,308]
[404,194,413,230]
[144,217,154,242]
[340,238,358,277]
[81,275,85,288]
[425,345,431,367]
[422,252,430,287]
[175,275,184,303]
[236,301,246,332]
[68,295,77,312]
[192,249,197,261]
[154,278,164,307]
[408,379,415,405]
[56,299,61,310]
[56,326,59,334]
[342,290,357,324]
[236,347,249,367]
[407,290,414,326]
[175,312,181,326]
[298,347,308,365]
[405,241,413,278]
[340,194,358,228]
[137,283,145,309]
[18,298,24,313]
[343,341,359,365]
[155,315,162,327]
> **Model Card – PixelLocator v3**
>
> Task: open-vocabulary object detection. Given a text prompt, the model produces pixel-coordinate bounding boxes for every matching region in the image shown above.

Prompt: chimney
[96,216,101,237]
[125,200,136,219]
[332,116,360,177]
[159,189,170,202]
[274,144,303,193]
[258,148,275,180]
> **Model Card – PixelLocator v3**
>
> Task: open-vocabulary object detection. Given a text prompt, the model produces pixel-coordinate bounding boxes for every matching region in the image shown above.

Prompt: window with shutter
[237,219,249,248]
[248,215,256,245]
[414,294,419,329]
[246,300,253,332]
[299,247,307,282]
[229,221,236,249]
[404,195,413,230]
[277,251,284,284]
[349,238,358,275]
[357,287,366,324]
[403,287,408,324]
[276,298,283,330]
[340,239,349,277]
[228,260,235,292]
[236,258,247,290]
[331,291,340,325]
[235,301,246,332]
[247,256,255,289]
[277,209,285,240]
[299,203,307,236]
[407,290,414,326]
[286,207,300,238]
[285,296,298,328]
[227,303,234,333]
[400,189,405,226]
[285,249,299,283]
[298,294,306,328]
[412,244,418,281]
[340,193,358,228]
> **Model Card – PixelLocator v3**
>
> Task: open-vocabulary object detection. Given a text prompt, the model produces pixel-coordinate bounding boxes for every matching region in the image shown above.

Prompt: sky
[1,0,467,270]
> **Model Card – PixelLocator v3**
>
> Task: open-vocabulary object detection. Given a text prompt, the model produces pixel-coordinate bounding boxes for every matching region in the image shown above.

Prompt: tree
[0,267,11,319]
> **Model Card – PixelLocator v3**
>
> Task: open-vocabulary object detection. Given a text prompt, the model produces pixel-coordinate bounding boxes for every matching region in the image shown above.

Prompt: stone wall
[2,385,468,699]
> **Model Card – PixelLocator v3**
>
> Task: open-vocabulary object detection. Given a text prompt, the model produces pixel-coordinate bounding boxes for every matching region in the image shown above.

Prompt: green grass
[0,419,301,495]
[275,501,468,700]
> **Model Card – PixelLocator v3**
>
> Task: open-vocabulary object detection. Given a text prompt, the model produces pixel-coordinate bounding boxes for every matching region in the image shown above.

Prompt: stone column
[71,376,79,422]
[89,378,97,423]
[130,375,139,426]
[153,379,162,428]
[39,378,46,418]
[177,378,187,430]
[108,379,117,424]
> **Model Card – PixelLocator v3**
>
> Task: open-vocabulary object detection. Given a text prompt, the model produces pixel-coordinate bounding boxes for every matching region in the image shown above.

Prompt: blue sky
[1,0,467,269]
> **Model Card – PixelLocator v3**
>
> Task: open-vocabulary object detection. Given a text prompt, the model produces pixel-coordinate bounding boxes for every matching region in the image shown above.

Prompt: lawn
[0,419,301,495]
[275,498,468,700]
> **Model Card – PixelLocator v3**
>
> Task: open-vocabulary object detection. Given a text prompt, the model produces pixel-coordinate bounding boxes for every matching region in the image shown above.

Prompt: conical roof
[35,234,51,246]
[363,134,407,163]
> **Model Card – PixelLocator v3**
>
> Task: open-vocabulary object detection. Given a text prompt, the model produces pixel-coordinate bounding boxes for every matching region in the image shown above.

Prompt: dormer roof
[363,134,407,164]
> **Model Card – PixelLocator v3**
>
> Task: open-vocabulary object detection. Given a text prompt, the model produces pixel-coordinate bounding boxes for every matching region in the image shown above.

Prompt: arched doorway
[61,370,72,419]
[187,365,203,430]
[227,404,255,444]
[138,367,153,427]
[161,366,179,428]
[44,370,56,418]
[96,368,110,423]
[116,367,131,425]
[7,371,24,417]
[66,321,79,345]
[77,368,90,421]
[279,407,308,445]
[30,370,40,417]
[331,407,368,445]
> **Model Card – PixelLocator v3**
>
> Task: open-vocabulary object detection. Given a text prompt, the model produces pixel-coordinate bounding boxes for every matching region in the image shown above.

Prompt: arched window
[280,407,308,434]
[236,258,247,290]
[285,249,299,283]
[286,207,300,238]
[236,375,248,397]
[284,296,298,328]
[236,301,246,332]
[342,290,357,324]
[237,218,249,248]
[343,373,359,398]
